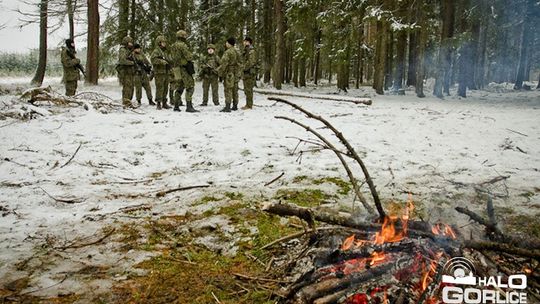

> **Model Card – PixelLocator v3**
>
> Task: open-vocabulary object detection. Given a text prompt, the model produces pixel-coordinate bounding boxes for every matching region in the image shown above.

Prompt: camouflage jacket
[117,46,135,75]
[217,47,240,79]
[151,47,170,75]
[242,46,258,75]
[170,39,192,68]
[199,53,220,77]
[61,47,80,81]
[133,52,152,75]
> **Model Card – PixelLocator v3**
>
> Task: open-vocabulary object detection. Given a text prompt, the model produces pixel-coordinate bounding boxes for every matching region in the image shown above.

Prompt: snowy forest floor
[0,77,539,303]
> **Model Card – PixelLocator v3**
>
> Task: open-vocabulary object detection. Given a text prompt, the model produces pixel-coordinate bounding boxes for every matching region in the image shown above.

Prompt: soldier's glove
[184,61,195,76]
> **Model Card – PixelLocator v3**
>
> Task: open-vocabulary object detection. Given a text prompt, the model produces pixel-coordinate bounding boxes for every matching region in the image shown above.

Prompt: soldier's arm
[217,52,229,77]
[61,50,80,68]
[246,49,257,70]
[150,50,168,66]
[118,49,135,65]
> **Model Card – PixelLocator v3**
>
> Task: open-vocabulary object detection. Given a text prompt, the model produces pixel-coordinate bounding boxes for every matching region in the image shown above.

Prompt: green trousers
[202,74,219,105]
[134,72,153,103]
[154,73,169,104]
[122,74,134,105]
[243,74,255,107]
[65,80,77,96]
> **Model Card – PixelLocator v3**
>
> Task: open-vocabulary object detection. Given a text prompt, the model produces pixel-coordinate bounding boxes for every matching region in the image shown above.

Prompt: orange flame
[431,223,457,239]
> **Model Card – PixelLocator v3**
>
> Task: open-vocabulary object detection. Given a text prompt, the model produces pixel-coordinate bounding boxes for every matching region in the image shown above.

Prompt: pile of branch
[257,89,372,105]
[0,87,121,120]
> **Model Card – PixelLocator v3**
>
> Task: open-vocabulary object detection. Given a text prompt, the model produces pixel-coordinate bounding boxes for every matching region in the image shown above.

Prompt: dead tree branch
[155,184,210,197]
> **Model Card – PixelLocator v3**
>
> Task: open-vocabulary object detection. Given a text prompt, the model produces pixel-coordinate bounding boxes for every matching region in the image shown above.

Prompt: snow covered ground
[0,77,539,299]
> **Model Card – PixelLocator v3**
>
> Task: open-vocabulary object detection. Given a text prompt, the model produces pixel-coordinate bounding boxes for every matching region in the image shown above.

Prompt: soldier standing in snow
[170,30,198,112]
[133,43,155,106]
[217,37,240,113]
[199,44,220,106]
[60,39,84,96]
[117,36,137,108]
[241,37,257,110]
[151,35,172,110]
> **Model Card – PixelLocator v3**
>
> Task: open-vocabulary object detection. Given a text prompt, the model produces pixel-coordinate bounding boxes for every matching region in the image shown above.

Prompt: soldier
[217,37,240,113]
[133,43,155,106]
[199,44,220,106]
[241,37,257,110]
[170,30,198,113]
[151,35,172,110]
[117,36,136,108]
[60,39,84,96]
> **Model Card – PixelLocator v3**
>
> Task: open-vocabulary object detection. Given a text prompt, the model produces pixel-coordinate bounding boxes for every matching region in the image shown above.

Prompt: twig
[0,121,18,128]
[264,172,285,186]
[39,187,84,204]
[56,228,116,250]
[60,143,82,168]
[211,291,222,304]
[260,227,342,250]
[155,184,211,197]
[272,97,384,220]
[506,128,528,137]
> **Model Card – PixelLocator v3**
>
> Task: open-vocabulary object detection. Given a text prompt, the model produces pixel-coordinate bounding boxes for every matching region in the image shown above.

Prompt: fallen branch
[463,240,540,260]
[39,187,85,204]
[155,184,211,197]
[232,272,291,284]
[255,88,372,105]
[264,172,285,186]
[272,97,384,220]
[56,228,116,250]
[455,206,502,236]
[60,143,82,169]
[275,115,373,214]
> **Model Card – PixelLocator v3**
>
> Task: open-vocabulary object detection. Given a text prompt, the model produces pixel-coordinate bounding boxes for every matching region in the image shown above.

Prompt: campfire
[258,98,539,304]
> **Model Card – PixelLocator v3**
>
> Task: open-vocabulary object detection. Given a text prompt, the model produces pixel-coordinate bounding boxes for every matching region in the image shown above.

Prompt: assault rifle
[67,48,86,77]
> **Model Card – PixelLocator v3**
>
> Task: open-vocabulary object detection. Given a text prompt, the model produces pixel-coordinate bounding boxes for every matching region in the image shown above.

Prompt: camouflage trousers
[173,67,194,108]
[121,74,134,105]
[65,80,77,96]
[154,73,169,104]
[202,74,219,105]
[134,72,153,103]
[243,74,255,107]
[223,73,239,107]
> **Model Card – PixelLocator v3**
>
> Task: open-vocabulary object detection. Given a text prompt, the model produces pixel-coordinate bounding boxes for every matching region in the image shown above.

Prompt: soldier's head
[176,30,188,40]
[122,36,134,48]
[156,35,167,49]
[226,37,236,49]
[207,44,216,55]
[65,39,75,49]
[243,37,253,47]
[133,43,141,54]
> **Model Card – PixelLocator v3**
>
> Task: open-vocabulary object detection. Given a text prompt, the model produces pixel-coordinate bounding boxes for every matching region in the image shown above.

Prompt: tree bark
[457,0,472,97]
[314,29,322,85]
[514,0,535,90]
[433,0,455,98]
[262,0,273,83]
[393,30,407,90]
[86,0,100,85]
[118,0,129,42]
[299,57,306,87]
[372,20,387,95]
[273,0,286,89]
[31,0,48,86]
[415,2,427,98]
[67,0,75,40]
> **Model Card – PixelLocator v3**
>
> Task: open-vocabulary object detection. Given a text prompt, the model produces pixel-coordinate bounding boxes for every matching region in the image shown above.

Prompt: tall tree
[433,0,455,98]
[372,20,388,94]
[31,0,48,86]
[514,0,536,90]
[66,0,76,40]
[273,0,285,89]
[86,0,100,85]
[118,0,129,42]
[415,1,428,98]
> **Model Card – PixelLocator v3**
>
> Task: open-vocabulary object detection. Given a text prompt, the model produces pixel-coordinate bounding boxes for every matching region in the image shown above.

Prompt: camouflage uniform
[60,44,81,96]
[170,30,198,112]
[217,44,240,112]
[199,44,220,106]
[242,44,258,109]
[133,49,154,105]
[151,35,171,109]
[117,36,136,107]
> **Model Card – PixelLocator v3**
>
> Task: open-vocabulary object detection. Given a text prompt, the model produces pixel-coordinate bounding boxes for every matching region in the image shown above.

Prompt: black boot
[149,99,156,106]
[231,103,238,111]
[156,101,162,110]
[173,106,181,112]
[186,101,199,113]
[162,100,171,109]
[220,102,231,112]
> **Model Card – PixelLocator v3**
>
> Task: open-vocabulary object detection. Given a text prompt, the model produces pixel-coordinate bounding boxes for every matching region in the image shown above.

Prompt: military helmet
[155,35,167,45]
[176,30,188,39]
[122,36,133,45]
[207,44,216,50]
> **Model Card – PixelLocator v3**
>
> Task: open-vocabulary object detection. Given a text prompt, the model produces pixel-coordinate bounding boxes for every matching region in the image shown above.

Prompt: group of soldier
[60,30,258,113]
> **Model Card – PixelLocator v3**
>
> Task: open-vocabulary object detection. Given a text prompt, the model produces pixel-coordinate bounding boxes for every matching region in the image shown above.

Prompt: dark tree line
[14,0,540,94]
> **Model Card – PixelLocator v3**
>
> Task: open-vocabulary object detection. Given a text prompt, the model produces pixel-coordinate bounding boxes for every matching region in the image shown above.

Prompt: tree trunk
[372,20,387,95]
[314,29,322,85]
[118,0,129,42]
[415,3,427,98]
[67,0,75,40]
[393,30,407,90]
[86,0,100,85]
[292,58,299,87]
[433,0,455,98]
[537,73,540,89]
[514,0,535,90]
[130,0,136,38]
[31,0,48,86]
[262,0,273,83]
[273,0,285,89]
[299,57,306,87]
[475,0,488,89]
[457,0,472,97]
[406,31,417,87]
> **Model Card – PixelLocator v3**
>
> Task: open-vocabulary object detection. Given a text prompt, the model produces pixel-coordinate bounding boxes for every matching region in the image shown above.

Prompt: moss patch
[275,188,335,207]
